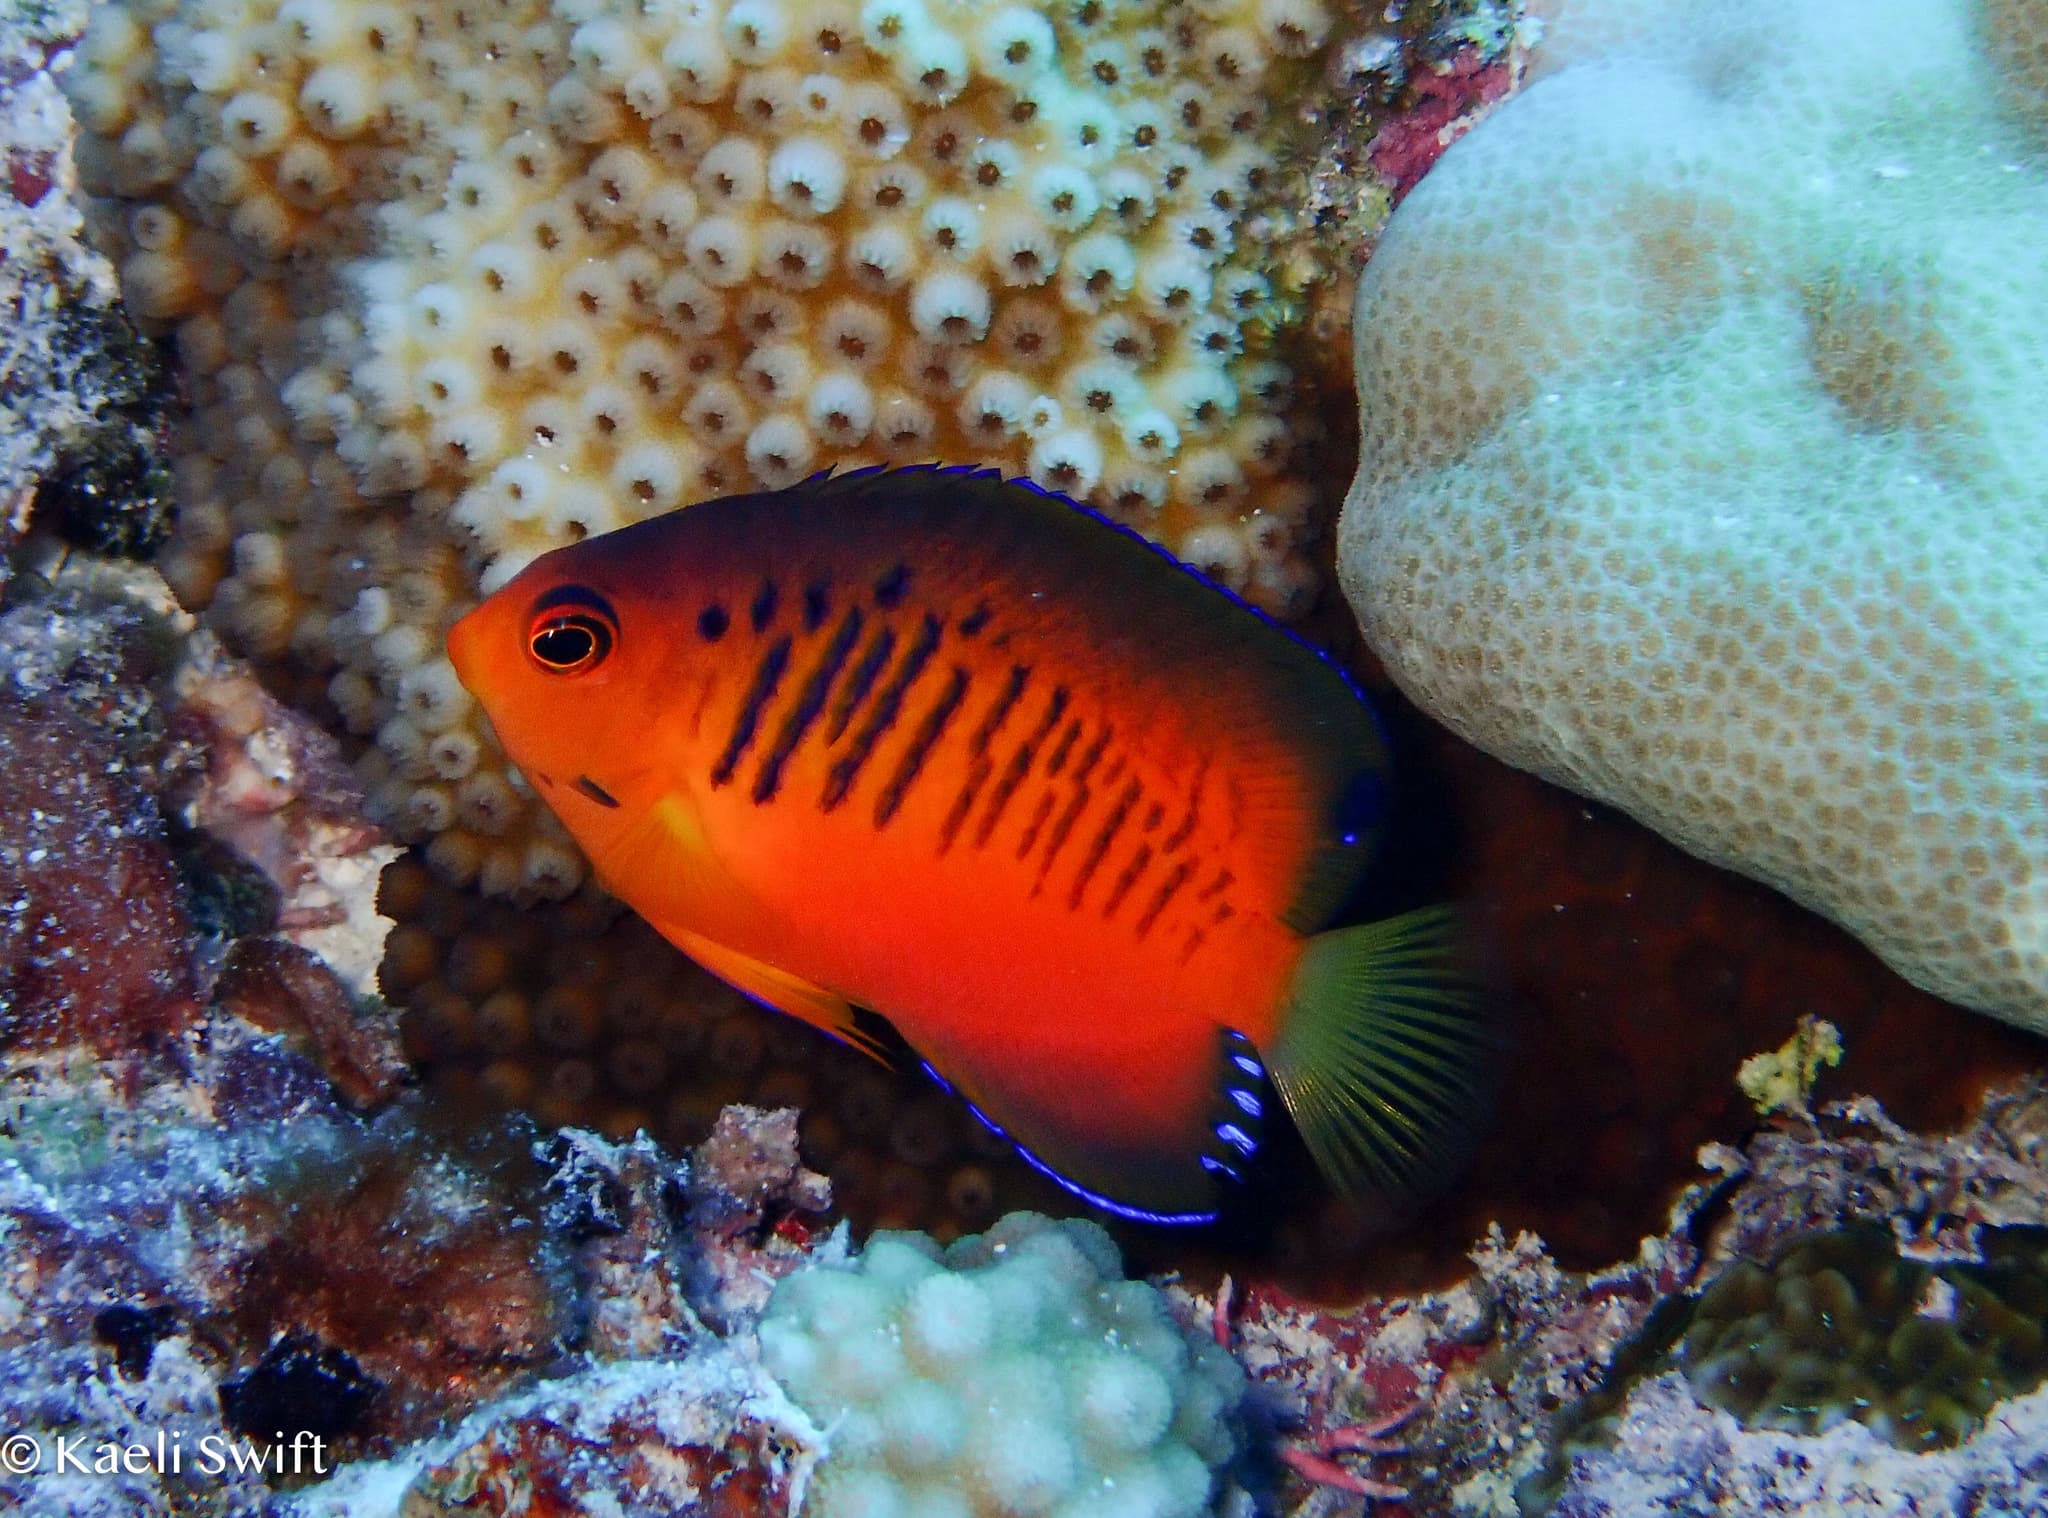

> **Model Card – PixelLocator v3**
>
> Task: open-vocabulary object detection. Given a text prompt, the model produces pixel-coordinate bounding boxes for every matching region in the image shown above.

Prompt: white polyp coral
[759,1213,1242,1518]
[908,267,990,343]
[767,135,848,215]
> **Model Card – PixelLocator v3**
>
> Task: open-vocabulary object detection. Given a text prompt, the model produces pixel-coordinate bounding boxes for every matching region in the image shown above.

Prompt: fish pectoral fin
[666,928,891,1067]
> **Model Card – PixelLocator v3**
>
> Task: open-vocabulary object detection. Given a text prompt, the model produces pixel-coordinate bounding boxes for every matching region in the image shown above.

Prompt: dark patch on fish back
[803,580,831,632]
[874,563,911,608]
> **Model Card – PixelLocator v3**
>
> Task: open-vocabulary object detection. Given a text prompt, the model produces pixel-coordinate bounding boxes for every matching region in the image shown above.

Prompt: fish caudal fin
[1266,907,1495,1207]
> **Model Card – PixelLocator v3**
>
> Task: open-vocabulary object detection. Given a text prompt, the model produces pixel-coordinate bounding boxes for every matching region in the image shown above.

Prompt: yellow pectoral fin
[667,927,891,1067]
[589,791,712,899]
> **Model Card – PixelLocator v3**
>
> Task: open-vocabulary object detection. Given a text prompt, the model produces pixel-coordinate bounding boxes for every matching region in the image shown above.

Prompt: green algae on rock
[1337,0,2048,1031]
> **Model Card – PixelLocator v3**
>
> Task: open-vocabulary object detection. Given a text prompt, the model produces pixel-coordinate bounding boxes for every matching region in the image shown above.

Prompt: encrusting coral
[64,0,1350,900]
[1679,1222,2048,1453]
[1337,0,2048,1030]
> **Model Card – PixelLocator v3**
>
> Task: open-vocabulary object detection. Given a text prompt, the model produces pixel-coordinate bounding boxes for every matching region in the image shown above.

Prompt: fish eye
[526,590,617,675]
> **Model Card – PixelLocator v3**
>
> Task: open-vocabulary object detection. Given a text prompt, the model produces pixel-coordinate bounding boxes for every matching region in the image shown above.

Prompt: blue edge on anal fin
[917,1060,1225,1228]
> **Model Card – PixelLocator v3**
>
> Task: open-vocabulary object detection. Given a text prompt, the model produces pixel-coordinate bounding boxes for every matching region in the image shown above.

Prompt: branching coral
[757,1210,1245,1518]
[64,0,1347,899]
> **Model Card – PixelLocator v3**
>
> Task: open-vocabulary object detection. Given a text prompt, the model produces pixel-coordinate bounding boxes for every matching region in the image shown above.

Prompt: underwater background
[1,0,2046,1513]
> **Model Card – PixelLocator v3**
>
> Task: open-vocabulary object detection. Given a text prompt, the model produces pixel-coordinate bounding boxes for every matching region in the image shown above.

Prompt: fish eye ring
[526,591,617,674]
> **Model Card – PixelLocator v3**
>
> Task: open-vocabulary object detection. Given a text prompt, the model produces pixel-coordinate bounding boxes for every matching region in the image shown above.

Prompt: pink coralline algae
[1366,50,1515,200]
[0,696,200,1052]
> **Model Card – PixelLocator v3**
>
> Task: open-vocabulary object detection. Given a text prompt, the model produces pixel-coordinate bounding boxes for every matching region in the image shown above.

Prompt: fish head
[447,534,675,818]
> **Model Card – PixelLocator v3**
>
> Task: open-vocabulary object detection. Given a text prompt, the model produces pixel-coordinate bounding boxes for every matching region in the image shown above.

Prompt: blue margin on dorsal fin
[780,461,1387,746]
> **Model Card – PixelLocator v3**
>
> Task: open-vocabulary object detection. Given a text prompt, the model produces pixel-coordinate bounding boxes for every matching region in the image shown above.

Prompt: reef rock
[1336,0,2048,1029]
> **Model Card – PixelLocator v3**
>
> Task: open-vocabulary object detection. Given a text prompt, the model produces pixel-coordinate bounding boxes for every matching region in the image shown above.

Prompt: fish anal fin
[916,1042,1225,1226]
[665,927,890,1067]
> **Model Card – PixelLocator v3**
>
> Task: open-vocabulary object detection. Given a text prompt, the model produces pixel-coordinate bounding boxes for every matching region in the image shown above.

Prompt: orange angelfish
[448,467,1491,1224]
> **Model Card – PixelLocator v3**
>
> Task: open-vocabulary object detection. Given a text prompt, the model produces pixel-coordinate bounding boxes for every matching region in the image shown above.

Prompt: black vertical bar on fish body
[1034,725,1112,884]
[976,686,1070,850]
[828,625,898,741]
[823,612,943,810]
[938,664,1032,854]
[1070,775,1144,910]
[1013,789,1058,860]
[875,665,971,827]
[1134,859,1193,940]
[1043,717,1082,778]
[711,634,794,788]
[1101,841,1154,919]
[1161,757,1208,854]
[752,606,865,804]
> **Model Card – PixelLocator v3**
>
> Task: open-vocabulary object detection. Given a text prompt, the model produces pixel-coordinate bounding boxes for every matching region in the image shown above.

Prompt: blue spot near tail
[1336,769,1385,849]
[1216,1122,1256,1156]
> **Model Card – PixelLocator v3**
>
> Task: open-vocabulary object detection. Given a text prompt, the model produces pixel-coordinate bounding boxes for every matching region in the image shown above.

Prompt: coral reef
[1207,1079,2048,1517]
[323,1355,821,1518]
[1337,0,2048,1029]
[0,693,200,1051]
[58,0,1377,899]
[1547,1373,2048,1518]
[758,1210,1245,1518]
[0,1021,565,1513]
[0,553,401,1041]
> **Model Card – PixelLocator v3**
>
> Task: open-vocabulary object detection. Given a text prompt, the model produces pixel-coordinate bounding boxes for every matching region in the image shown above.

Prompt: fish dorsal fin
[664,926,891,1066]
[777,466,1390,932]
